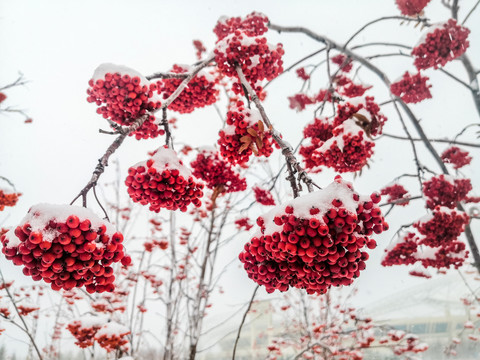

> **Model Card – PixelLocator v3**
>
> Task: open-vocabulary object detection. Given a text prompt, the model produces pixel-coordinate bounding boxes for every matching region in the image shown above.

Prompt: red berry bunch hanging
[253,185,275,206]
[0,189,21,211]
[94,322,130,353]
[190,148,247,194]
[331,54,353,73]
[193,40,206,60]
[239,176,388,294]
[441,146,472,169]
[296,67,310,80]
[381,232,420,267]
[0,92,6,103]
[235,217,254,231]
[67,316,102,348]
[156,64,218,114]
[414,206,470,247]
[288,93,314,112]
[218,101,275,165]
[214,19,284,92]
[125,147,204,213]
[422,174,477,209]
[299,117,334,172]
[412,19,470,70]
[213,12,269,41]
[333,97,387,135]
[335,76,372,98]
[395,0,431,16]
[380,184,410,206]
[0,204,128,293]
[390,72,432,104]
[309,118,375,173]
[86,63,163,140]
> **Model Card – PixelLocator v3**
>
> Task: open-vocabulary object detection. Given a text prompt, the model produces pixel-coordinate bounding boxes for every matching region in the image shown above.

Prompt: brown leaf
[239,143,250,154]
[250,143,259,156]
[247,128,258,137]
[240,135,252,144]
[258,120,265,133]
[255,137,263,150]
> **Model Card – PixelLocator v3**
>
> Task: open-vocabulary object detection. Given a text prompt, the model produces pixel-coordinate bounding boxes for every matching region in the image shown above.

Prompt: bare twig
[232,285,259,360]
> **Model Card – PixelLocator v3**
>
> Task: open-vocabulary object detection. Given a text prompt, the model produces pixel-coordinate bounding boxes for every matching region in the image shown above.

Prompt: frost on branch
[156,64,219,114]
[86,63,163,139]
[125,147,204,212]
[239,176,388,294]
[190,148,247,194]
[412,19,470,70]
[441,146,472,169]
[218,100,275,165]
[390,71,432,104]
[0,204,128,293]
[300,96,386,173]
[395,0,431,16]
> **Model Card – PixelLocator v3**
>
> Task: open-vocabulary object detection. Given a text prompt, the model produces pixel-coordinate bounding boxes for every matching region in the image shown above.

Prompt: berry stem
[234,64,317,196]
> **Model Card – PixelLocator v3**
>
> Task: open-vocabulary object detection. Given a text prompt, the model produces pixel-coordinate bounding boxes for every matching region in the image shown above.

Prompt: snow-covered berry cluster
[441,146,472,169]
[86,63,163,140]
[335,76,371,98]
[126,147,204,212]
[300,97,386,173]
[331,54,353,73]
[190,148,247,194]
[0,189,21,211]
[390,71,432,104]
[214,13,284,94]
[235,217,254,231]
[253,186,275,206]
[1,204,129,293]
[67,316,130,352]
[381,232,420,266]
[239,176,388,294]
[423,175,478,209]
[156,64,218,114]
[218,101,275,165]
[380,184,410,206]
[395,0,431,16]
[412,19,470,70]
[288,93,314,112]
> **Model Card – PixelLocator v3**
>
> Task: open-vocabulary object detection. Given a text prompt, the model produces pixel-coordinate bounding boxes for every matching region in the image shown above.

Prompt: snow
[73,314,107,329]
[134,147,192,180]
[2,203,116,248]
[261,179,358,235]
[95,321,130,337]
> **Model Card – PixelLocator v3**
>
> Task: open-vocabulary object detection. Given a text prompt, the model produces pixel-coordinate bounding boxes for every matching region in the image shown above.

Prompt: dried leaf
[247,128,258,137]
[240,135,252,144]
[250,143,259,156]
[258,120,265,132]
[239,143,250,154]
[255,137,263,150]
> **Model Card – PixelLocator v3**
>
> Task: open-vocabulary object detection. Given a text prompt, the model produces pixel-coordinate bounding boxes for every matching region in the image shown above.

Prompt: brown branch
[146,72,189,80]
[380,133,480,148]
[231,285,259,360]
[463,0,480,24]
[235,65,316,195]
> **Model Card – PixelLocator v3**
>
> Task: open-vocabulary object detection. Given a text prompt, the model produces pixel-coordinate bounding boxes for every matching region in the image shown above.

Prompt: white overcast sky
[1,0,480,354]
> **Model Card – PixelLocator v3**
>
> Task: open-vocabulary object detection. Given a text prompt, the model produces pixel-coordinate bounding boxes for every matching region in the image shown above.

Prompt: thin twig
[232,285,259,360]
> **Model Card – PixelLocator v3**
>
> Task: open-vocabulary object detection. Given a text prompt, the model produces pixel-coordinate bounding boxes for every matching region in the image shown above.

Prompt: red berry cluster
[331,54,353,73]
[67,317,101,348]
[0,189,21,211]
[86,63,163,140]
[390,72,432,103]
[414,206,469,247]
[412,19,470,70]
[423,174,477,209]
[218,101,275,165]
[239,176,388,294]
[288,93,314,112]
[333,97,386,135]
[94,323,130,353]
[441,146,472,169]
[214,15,284,91]
[156,64,218,114]
[299,117,334,172]
[380,184,410,206]
[0,92,6,103]
[335,76,372,98]
[235,217,254,231]
[309,118,375,173]
[126,147,204,212]
[253,185,275,206]
[381,232,420,266]
[193,40,206,60]
[395,0,431,16]
[0,204,128,293]
[190,148,247,194]
[213,12,269,41]
[296,67,310,80]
